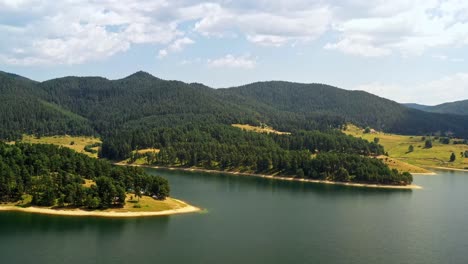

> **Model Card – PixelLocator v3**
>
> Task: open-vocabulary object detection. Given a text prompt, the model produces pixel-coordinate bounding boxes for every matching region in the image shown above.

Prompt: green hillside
[219,81,468,136]
[0,71,95,140]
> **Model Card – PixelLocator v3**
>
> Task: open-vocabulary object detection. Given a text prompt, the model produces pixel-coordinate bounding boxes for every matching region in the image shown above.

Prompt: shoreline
[411,172,437,175]
[117,163,423,190]
[425,166,468,173]
[0,198,201,218]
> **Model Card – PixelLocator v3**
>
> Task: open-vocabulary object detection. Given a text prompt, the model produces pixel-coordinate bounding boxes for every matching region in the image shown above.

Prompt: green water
[1,169,467,264]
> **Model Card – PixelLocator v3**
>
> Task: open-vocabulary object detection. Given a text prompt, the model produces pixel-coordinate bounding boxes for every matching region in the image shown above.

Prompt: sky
[0,0,467,105]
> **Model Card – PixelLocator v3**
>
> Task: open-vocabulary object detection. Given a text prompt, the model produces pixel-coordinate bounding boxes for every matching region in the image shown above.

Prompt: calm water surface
[1,169,467,264]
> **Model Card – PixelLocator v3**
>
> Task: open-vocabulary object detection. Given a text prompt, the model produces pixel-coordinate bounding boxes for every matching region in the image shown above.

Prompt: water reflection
[0,212,170,237]
[150,168,413,199]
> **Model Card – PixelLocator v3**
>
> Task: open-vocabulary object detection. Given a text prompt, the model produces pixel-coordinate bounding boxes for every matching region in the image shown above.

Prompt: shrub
[425,140,433,149]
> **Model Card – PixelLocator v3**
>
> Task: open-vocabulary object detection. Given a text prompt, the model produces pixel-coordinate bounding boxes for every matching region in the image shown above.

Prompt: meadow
[18,135,101,158]
[344,125,468,171]
[232,124,290,135]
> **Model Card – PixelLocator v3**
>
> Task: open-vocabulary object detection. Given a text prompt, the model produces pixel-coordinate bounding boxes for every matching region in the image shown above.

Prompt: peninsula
[0,142,199,218]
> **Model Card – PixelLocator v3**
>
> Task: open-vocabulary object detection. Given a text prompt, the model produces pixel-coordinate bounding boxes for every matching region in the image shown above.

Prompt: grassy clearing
[377,155,432,174]
[120,194,187,212]
[134,148,160,155]
[232,124,290,135]
[1,194,32,207]
[344,124,468,171]
[120,148,160,165]
[82,179,96,188]
[18,135,101,158]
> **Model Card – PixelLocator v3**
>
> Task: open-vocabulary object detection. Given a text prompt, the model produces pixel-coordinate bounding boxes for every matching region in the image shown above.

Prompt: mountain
[37,72,259,136]
[219,82,468,136]
[0,71,94,140]
[404,100,468,116]
[1,70,468,142]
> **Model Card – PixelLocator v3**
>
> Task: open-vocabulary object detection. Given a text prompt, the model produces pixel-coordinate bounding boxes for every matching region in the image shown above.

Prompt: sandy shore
[117,163,422,190]
[0,199,200,218]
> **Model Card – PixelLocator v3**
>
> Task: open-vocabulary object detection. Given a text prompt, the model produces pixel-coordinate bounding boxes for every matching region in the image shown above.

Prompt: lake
[1,169,467,264]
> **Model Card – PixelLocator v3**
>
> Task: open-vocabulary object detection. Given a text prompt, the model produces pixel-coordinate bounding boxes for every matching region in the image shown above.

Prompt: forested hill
[405,100,468,116]
[218,82,468,137]
[1,70,468,141]
[0,71,95,140]
[37,71,264,137]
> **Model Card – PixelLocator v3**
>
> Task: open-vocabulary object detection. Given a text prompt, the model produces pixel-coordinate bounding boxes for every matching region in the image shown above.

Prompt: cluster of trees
[0,142,169,208]
[151,140,411,185]
[107,124,411,185]
[102,124,384,160]
[435,136,468,145]
[439,137,451,144]
[84,142,101,154]
[453,139,468,145]
[307,153,412,184]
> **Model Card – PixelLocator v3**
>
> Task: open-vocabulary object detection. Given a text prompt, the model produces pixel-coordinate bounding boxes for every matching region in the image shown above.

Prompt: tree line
[105,124,411,185]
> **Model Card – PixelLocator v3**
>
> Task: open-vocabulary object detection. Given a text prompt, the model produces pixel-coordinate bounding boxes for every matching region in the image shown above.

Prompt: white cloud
[158,49,168,58]
[192,3,332,46]
[207,54,256,69]
[0,0,180,65]
[0,0,39,9]
[2,0,468,65]
[326,0,468,57]
[170,37,195,52]
[355,72,468,105]
[324,36,392,57]
[158,37,195,58]
[246,34,289,47]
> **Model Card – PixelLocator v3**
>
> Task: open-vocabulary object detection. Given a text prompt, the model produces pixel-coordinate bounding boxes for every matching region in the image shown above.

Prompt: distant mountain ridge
[1,70,468,142]
[404,100,468,116]
[403,103,430,111]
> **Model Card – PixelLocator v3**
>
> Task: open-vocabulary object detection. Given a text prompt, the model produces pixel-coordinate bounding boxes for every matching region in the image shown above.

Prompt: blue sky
[1,0,467,105]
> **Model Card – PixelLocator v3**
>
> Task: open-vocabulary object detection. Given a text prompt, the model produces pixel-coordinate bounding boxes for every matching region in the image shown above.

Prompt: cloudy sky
[1,0,467,105]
